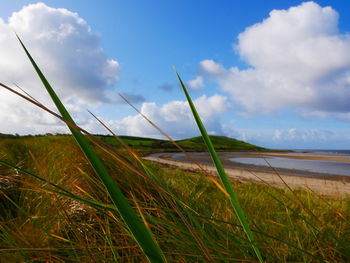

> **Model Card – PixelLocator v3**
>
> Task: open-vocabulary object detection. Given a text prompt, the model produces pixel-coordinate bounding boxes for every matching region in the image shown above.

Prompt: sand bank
[144,152,350,197]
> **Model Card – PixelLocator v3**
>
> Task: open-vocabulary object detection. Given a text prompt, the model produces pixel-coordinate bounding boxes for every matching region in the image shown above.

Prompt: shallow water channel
[157,151,350,177]
[229,156,350,176]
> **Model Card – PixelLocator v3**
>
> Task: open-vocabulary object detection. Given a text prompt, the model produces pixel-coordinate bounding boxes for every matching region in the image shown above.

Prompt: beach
[144,152,350,197]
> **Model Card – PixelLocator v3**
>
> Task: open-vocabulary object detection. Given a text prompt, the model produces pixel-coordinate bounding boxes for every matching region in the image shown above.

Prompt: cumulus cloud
[198,2,350,116]
[107,94,230,139]
[187,76,204,90]
[0,2,119,134]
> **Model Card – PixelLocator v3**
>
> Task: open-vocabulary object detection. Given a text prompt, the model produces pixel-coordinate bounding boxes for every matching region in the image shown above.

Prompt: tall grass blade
[175,70,263,262]
[119,94,229,196]
[88,111,215,261]
[16,35,166,263]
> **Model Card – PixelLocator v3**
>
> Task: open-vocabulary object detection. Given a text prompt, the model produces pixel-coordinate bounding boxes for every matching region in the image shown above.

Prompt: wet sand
[262,152,350,162]
[144,152,350,197]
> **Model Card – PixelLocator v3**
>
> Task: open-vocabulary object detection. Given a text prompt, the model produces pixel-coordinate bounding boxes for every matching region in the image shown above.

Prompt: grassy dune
[1,135,350,262]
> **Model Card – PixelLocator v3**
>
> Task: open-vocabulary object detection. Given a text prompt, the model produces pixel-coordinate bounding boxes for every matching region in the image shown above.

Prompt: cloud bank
[2,1,348,149]
[0,2,119,134]
[199,1,350,116]
[106,94,230,139]
[0,3,229,139]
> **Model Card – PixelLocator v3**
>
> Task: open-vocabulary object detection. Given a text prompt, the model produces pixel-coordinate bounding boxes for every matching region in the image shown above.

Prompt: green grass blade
[175,70,263,262]
[17,35,166,263]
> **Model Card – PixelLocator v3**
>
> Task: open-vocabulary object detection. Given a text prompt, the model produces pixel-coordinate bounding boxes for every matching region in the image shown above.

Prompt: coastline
[144,152,350,197]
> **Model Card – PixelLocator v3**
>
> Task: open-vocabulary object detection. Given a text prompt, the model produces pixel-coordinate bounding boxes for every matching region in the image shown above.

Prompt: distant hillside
[99,135,267,152]
[0,133,267,152]
[175,135,266,151]
[0,133,20,139]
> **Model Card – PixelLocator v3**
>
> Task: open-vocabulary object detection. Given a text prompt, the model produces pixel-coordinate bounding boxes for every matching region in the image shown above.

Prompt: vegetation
[0,37,349,262]
[177,71,262,261]
[0,133,267,153]
[99,134,267,153]
[0,133,20,139]
[1,136,350,262]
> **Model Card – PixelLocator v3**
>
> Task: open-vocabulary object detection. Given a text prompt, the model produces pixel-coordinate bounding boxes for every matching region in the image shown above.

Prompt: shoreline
[144,152,350,197]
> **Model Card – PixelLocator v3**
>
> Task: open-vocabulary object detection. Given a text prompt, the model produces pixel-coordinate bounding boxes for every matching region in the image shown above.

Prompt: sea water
[150,151,350,177]
[229,150,350,176]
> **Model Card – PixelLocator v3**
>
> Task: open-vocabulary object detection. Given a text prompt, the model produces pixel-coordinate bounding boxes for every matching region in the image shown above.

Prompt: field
[1,135,350,262]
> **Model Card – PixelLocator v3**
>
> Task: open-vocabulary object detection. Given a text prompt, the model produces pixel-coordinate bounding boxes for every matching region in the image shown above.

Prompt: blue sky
[1,1,350,149]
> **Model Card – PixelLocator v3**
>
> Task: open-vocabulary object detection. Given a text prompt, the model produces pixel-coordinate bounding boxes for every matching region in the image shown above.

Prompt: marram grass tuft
[16,35,166,263]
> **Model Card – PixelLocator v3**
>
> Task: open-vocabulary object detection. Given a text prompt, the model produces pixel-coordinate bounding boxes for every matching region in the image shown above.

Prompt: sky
[1,0,350,149]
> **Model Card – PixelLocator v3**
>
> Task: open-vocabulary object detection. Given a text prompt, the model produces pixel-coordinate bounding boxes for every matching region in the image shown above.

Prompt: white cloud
[107,94,230,139]
[199,2,350,115]
[0,3,119,134]
[200,60,226,76]
[222,125,340,148]
[187,76,204,90]
[272,128,334,142]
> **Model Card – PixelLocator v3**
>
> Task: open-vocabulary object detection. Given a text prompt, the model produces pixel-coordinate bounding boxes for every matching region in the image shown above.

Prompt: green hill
[99,134,267,152]
[161,135,266,151]
[0,133,20,139]
[0,133,267,152]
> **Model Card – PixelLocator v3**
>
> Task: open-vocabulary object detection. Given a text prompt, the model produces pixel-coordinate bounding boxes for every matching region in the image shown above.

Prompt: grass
[176,70,262,262]
[97,134,268,153]
[1,136,350,262]
[0,37,349,262]
[15,36,166,263]
[0,134,267,154]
